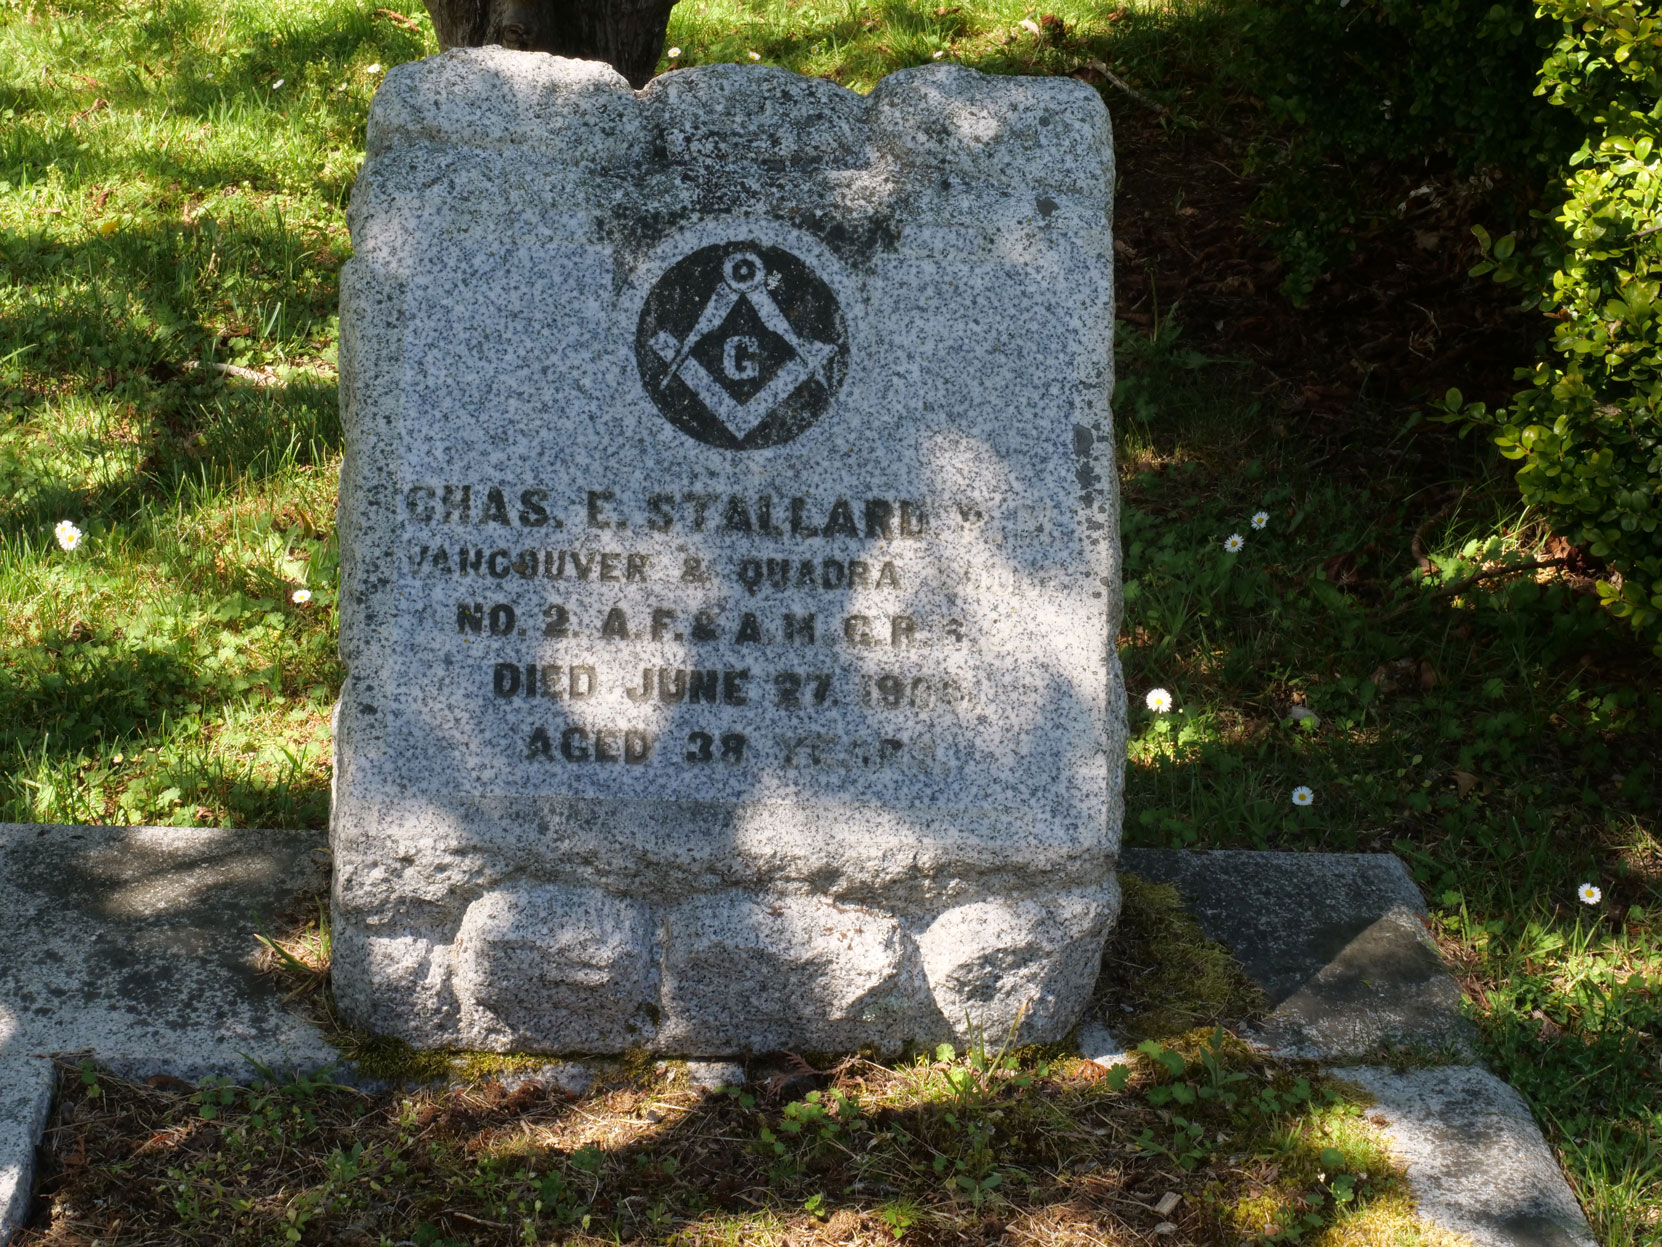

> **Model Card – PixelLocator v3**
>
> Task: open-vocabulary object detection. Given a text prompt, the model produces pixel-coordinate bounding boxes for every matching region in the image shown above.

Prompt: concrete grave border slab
[1334,1064,1597,1247]
[0,1056,51,1247]
[0,823,342,1244]
[1120,848,1478,1060]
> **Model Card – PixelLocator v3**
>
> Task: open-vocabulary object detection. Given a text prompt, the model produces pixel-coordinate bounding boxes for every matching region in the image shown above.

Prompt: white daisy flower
[1291,786,1314,807]
[667,46,682,58]
[291,588,312,604]
[933,49,945,58]
[271,78,284,89]
[365,63,382,75]
[1251,511,1269,530]
[748,50,761,60]
[54,520,83,551]
[1224,533,1244,553]
[1578,883,1602,905]
[1145,688,1173,713]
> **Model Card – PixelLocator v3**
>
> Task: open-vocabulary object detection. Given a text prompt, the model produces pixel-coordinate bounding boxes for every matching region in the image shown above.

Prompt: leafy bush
[1244,0,1570,299]
[1461,0,1662,651]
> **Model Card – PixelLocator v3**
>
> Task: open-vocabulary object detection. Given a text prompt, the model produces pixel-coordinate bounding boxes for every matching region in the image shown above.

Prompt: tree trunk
[422,0,678,89]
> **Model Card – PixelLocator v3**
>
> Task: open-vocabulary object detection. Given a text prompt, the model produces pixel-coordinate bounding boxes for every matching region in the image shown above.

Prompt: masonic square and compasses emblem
[635,242,851,450]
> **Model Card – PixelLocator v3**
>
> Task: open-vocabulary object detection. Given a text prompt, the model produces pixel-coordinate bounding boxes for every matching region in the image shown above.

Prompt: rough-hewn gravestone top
[333,48,1122,1055]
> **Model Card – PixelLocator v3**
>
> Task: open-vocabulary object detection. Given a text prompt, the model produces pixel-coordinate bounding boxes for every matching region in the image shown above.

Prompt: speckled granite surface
[0,1049,49,1247]
[332,49,1122,1054]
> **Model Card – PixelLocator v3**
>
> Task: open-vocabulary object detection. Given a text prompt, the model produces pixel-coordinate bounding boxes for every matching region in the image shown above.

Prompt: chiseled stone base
[333,873,1119,1055]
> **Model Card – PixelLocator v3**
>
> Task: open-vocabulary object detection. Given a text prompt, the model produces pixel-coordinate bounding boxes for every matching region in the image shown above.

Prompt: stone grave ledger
[332,47,1123,1055]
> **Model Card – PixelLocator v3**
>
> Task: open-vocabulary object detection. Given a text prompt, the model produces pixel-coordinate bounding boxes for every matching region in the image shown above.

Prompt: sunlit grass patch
[0,458,342,825]
[664,0,1235,95]
[1555,1120,1662,1247]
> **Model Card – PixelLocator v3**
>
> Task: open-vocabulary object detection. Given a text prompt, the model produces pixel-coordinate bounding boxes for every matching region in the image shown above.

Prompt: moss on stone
[326,1028,546,1085]
[1095,872,1267,1042]
[306,989,567,1085]
[329,1029,457,1084]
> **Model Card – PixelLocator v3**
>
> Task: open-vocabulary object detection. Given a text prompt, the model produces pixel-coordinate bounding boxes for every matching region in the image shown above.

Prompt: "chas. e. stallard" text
[403,485,926,540]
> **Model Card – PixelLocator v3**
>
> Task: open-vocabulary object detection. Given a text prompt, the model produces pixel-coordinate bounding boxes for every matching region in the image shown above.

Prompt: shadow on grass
[24,1050,1409,1247]
[669,0,1241,99]
[3,0,430,177]
[0,378,341,541]
[1110,325,1662,1233]
[0,217,343,535]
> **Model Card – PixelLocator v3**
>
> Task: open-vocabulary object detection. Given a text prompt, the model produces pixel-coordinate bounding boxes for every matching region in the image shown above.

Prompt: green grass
[0,0,429,826]
[663,0,1228,93]
[3,0,1660,1242]
[1114,325,1662,1243]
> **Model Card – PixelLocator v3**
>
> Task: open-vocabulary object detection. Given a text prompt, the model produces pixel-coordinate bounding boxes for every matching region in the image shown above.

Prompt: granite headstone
[332,47,1123,1055]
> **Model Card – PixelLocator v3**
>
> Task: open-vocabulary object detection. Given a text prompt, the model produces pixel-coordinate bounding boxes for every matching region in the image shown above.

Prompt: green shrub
[1244,0,1569,299]
[1461,0,1662,652]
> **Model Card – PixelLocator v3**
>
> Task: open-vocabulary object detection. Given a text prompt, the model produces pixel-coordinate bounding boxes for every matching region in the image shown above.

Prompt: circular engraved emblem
[636,242,850,450]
